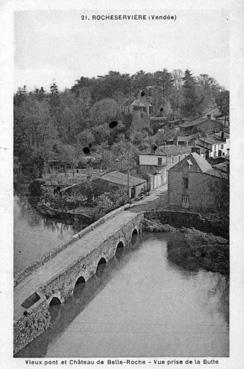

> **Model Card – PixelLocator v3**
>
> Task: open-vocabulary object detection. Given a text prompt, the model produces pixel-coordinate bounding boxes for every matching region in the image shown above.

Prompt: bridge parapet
[14,210,144,355]
[15,204,132,288]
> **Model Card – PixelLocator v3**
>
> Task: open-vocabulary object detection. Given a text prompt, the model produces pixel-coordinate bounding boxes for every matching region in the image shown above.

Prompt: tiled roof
[206,168,228,179]
[150,116,167,121]
[168,152,211,173]
[176,134,197,142]
[131,98,152,107]
[157,145,192,156]
[191,152,212,172]
[169,152,228,179]
[99,171,146,187]
[213,161,229,173]
[179,117,221,128]
[198,132,229,145]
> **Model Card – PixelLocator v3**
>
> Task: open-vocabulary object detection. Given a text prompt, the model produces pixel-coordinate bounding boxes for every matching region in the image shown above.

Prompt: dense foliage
[14,69,228,182]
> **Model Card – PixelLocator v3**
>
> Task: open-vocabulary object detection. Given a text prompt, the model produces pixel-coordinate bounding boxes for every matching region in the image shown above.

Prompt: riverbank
[143,212,229,276]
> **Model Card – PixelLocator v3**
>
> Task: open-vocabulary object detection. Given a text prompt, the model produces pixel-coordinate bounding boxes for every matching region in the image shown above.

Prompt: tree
[131,70,154,91]
[90,98,120,126]
[215,90,229,118]
[182,69,198,117]
[77,129,95,147]
[195,74,221,114]
[172,69,184,90]
[92,123,110,145]
[153,69,173,95]
[34,87,46,101]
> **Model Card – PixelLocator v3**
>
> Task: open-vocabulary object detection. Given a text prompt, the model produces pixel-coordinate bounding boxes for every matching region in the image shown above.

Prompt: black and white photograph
[0,0,244,367]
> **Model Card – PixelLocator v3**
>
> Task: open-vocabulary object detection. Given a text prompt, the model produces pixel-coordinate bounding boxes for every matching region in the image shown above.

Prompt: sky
[14,9,229,91]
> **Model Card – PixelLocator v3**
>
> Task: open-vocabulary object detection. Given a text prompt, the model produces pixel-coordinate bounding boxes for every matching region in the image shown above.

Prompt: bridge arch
[115,240,125,258]
[48,296,61,321]
[73,275,86,298]
[96,257,107,276]
[131,228,138,245]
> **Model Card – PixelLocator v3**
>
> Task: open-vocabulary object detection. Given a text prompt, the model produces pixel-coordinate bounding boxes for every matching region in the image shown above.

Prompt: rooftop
[131,98,152,107]
[213,161,229,173]
[99,171,146,187]
[157,144,193,156]
[198,132,229,145]
[150,116,167,121]
[190,152,212,172]
[169,152,228,179]
[179,116,222,128]
[176,134,197,142]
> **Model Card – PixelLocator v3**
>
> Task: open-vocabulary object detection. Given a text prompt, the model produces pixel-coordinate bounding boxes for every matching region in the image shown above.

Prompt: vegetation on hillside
[14,69,229,182]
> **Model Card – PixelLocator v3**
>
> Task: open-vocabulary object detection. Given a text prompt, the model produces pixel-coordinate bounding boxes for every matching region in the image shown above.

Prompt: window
[182,195,189,208]
[158,157,162,166]
[221,144,224,149]
[183,177,189,189]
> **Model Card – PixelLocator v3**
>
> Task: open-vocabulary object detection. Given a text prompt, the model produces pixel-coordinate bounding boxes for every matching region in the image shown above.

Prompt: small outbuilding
[93,171,147,199]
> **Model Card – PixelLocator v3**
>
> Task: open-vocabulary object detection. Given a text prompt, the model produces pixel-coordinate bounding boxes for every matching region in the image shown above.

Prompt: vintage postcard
[0,0,243,368]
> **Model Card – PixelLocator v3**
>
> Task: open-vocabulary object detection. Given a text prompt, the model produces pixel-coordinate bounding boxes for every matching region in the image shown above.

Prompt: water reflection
[14,195,84,275]
[15,256,128,358]
[16,234,229,358]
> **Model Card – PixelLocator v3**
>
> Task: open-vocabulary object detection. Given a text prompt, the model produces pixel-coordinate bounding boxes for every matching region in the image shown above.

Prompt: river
[15,198,229,358]
[14,195,83,275]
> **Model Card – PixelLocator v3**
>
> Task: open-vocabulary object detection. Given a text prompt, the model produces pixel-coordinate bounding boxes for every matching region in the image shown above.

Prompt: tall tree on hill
[131,70,154,91]
[182,69,198,117]
[33,87,46,101]
[172,69,184,90]
[153,69,173,96]
[49,81,60,111]
[215,90,229,118]
[196,74,221,113]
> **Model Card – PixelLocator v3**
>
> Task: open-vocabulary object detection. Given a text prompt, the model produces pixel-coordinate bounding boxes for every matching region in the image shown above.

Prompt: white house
[138,154,167,191]
[197,132,230,158]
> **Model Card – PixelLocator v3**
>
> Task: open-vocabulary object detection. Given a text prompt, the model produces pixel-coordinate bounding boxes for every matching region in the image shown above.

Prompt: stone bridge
[14,208,144,354]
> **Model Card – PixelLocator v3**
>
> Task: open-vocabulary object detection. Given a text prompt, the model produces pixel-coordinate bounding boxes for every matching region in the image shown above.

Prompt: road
[129,184,168,213]
[14,185,168,322]
[14,210,138,321]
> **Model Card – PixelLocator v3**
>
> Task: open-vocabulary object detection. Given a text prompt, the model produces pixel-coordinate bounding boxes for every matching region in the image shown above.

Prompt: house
[168,152,228,211]
[179,114,223,135]
[156,145,193,170]
[93,171,147,199]
[175,134,197,147]
[130,93,153,116]
[197,131,230,159]
[138,154,167,191]
[129,91,153,133]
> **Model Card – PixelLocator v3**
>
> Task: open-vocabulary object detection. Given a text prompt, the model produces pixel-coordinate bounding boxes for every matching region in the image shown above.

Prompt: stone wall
[168,170,225,211]
[14,298,50,355]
